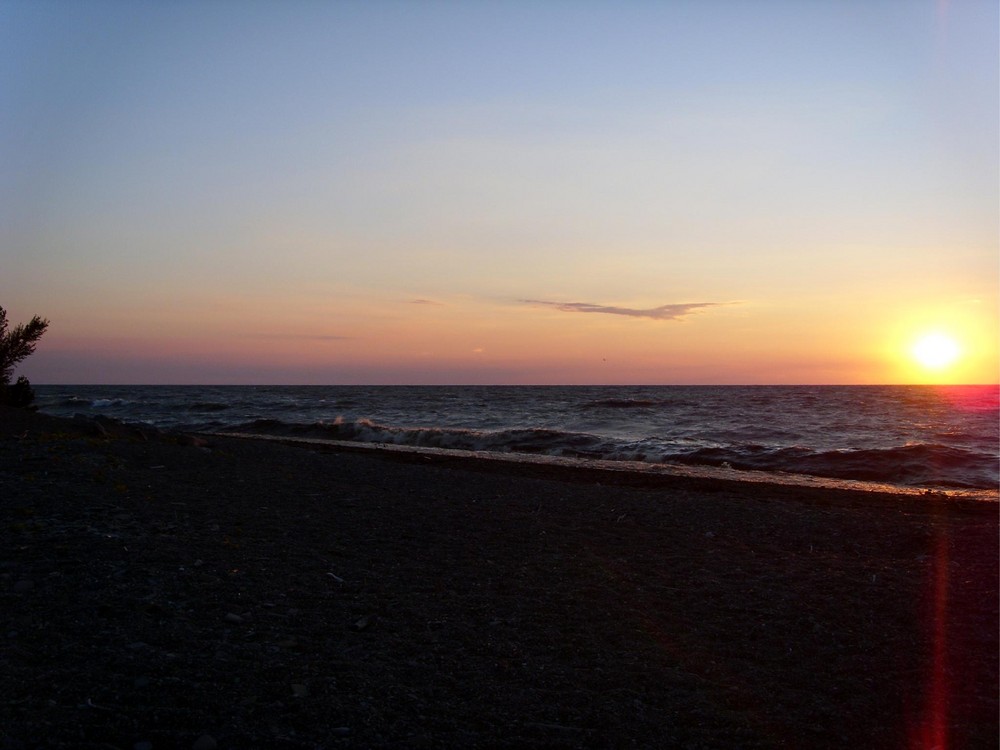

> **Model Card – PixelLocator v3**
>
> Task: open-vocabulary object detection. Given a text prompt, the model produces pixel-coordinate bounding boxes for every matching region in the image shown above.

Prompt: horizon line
[29,382,1000,388]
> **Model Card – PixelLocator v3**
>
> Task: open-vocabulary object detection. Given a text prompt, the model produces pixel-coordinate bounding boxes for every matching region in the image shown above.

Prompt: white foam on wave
[92,398,131,408]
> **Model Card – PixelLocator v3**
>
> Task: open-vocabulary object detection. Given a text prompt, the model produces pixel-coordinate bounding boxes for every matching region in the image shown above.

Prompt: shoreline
[32,383,1000,496]
[2,407,997,748]
[218,431,1000,504]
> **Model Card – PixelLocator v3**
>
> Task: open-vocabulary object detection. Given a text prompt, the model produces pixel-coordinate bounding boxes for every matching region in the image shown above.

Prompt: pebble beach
[1,406,997,749]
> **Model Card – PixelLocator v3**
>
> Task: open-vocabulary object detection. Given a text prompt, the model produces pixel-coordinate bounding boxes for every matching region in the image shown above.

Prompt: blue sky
[2,0,997,384]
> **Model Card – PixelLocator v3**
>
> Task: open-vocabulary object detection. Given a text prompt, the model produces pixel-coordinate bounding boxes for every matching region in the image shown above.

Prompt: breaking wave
[220,417,998,490]
[669,443,996,489]
[35,385,999,492]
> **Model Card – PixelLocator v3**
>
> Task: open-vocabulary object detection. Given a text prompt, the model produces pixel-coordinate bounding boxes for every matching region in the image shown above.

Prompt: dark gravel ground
[1,406,997,749]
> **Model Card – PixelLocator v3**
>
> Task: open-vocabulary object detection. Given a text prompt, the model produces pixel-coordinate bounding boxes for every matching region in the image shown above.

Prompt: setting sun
[886,306,997,385]
[912,332,962,371]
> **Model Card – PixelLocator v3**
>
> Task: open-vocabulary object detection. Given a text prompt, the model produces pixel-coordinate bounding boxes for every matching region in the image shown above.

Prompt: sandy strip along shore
[1,406,997,749]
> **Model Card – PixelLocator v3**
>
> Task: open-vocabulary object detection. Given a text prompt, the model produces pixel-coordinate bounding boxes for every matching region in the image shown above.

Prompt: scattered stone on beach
[353,615,372,631]
[1,406,996,750]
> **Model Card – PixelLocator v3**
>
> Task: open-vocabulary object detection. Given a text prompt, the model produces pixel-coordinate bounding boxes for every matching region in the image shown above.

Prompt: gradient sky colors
[3,0,997,385]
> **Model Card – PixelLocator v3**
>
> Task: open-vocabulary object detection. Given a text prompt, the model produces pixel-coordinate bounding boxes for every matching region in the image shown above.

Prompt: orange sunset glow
[2,1,996,386]
[1,6,997,750]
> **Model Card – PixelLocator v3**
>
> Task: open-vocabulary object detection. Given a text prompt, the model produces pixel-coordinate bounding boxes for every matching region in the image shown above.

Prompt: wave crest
[672,443,994,489]
[220,418,997,489]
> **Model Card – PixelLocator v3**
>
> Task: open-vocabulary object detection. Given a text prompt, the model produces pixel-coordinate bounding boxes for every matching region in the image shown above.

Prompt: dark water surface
[34,385,999,492]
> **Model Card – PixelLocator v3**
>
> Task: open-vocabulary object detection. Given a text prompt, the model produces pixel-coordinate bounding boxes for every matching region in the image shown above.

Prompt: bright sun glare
[911,332,962,371]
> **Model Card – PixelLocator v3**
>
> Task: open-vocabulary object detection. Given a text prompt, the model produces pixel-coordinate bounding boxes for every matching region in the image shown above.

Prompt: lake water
[32,384,998,494]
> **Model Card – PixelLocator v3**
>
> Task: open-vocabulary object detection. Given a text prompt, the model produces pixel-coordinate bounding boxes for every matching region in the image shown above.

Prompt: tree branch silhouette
[0,305,50,407]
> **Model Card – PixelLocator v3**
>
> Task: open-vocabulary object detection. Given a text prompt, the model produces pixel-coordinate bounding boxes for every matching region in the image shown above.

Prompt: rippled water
[33,384,999,491]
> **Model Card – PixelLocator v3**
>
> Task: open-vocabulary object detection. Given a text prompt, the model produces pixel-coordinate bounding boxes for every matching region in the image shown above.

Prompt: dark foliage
[0,306,49,407]
[0,375,37,408]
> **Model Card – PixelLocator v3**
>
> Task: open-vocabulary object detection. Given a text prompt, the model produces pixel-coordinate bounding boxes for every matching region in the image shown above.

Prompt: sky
[2,0,997,385]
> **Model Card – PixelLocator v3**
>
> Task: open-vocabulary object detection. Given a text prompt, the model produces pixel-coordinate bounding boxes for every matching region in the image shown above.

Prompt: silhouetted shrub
[0,306,49,408]
[0,375,36,408]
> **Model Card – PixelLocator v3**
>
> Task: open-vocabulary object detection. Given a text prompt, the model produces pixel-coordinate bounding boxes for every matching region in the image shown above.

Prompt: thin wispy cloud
[245,333,352,341]
[409,298,445,306]
[523,300,728,321]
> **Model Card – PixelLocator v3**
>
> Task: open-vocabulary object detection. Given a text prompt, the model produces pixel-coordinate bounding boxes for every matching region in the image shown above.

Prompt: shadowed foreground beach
[1,406,997,749]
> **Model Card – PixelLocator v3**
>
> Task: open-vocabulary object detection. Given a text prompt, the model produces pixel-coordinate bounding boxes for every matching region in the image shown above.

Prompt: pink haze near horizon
[2,1,997,385]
